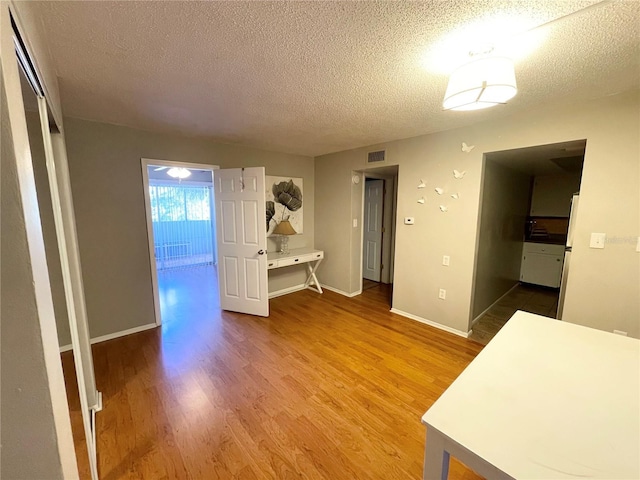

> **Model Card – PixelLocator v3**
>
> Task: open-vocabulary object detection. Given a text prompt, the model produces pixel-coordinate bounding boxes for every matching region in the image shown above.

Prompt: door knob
[258,250,265,255]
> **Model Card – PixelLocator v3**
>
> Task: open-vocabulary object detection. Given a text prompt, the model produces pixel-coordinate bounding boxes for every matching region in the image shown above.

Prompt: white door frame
[357,169,399,295]
[141,158,219,326]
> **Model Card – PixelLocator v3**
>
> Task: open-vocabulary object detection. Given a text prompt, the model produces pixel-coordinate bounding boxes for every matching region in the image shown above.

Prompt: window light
[167,167,192,179]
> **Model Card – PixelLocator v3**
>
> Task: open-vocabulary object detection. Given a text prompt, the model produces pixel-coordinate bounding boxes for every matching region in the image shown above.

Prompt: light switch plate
[404,217,415,225]
[353,218,357,228]
[442,255,450,266]
[590,233,606,249]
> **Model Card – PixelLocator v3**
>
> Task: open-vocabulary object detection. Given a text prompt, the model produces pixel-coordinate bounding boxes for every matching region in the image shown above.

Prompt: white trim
[59,323,157,353]
[148,178,214,187]
[140,158,219,327]
[355,168,399,298]
[142,157,222,171]
[470,283,520,327]
[38,96,100,479]
[390,308,470,338]
[268,284,307,298]
[323,285,363,297]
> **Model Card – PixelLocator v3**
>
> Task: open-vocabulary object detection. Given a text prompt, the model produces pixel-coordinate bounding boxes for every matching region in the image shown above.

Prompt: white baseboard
[470,283,520,327]
[59,322,157,353]
[390,308,469,338]
[269,284,307,299]
[322,285,362,298]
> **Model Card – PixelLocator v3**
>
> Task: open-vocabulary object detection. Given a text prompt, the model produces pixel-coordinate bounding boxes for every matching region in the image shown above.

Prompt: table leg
[424,429,450,480]
[304,260,323,294]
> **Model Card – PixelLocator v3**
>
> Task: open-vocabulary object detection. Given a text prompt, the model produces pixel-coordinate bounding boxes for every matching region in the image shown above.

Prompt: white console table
[267,247,324,294]
[422,311,640,480]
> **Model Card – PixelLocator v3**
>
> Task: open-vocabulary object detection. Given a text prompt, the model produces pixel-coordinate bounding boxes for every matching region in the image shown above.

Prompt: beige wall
[315,90,640,337]
[63,117,314,339]
[530,173,582,216]
[471,161,531,320]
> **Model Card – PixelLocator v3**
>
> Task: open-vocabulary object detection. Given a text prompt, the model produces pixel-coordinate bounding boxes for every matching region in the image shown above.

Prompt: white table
[422,311,640,480]
[267,247,324,294]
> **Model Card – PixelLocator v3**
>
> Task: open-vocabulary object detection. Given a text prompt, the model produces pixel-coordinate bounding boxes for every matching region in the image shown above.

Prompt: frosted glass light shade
[443,57,517,111]
[167,167,192,179]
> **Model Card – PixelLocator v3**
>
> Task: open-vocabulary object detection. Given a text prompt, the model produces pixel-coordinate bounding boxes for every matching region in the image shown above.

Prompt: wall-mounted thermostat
[404,217,415,225]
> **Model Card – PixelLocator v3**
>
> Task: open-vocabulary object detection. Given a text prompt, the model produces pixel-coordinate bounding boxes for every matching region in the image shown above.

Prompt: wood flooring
[62,266,484,479]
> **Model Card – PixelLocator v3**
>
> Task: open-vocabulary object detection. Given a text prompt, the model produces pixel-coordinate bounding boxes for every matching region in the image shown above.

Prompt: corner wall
[63,117,315,339]
[471,161,531,320]
[315,90,640,337]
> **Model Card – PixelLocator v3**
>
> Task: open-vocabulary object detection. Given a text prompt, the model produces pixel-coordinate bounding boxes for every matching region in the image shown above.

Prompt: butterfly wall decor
[453,170,466,179]
[461,142,475,153]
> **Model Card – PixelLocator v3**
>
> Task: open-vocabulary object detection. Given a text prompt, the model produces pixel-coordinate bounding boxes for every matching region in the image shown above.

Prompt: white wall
[315,90,640,338]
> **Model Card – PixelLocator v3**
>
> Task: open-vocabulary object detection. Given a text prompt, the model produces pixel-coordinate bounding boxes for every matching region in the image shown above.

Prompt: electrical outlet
[353,218,357,228]
[438,289,446,300]
[442,255,450,266]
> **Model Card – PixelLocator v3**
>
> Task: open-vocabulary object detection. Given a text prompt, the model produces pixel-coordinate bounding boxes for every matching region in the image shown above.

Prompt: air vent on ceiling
[368,150,386,163]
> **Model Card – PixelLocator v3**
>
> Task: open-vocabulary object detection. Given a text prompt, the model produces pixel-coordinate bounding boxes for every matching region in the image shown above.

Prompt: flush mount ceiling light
[166,167,192,179]
[443,54,517,111]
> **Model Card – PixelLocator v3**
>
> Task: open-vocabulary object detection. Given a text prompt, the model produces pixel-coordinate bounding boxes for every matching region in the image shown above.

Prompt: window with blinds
[148,184,215,270]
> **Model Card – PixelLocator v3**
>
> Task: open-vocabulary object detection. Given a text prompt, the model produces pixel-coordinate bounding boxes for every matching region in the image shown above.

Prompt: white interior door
[363,179,384,282]
[214,167,269,317]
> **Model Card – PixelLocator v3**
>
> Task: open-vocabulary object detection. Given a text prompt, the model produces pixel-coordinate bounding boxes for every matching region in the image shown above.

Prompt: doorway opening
[358,166,399,306]
[469,140,586,344]
[141,159,219,328]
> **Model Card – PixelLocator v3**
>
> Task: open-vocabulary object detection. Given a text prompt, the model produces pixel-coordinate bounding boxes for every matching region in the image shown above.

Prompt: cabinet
[520,243,564,288]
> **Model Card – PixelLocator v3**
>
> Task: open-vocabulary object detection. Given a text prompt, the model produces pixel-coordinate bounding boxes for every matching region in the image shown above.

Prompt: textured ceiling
[36,1,639,157]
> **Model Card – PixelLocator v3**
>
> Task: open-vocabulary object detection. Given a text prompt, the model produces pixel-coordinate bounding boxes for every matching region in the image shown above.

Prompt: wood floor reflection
[63,266,483,479]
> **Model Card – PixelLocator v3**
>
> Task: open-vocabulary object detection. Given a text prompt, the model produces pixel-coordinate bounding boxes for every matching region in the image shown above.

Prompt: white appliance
[557,193,579,319]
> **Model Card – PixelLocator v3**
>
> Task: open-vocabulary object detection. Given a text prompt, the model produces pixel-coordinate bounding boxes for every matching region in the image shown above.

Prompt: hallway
[469,284,560,345]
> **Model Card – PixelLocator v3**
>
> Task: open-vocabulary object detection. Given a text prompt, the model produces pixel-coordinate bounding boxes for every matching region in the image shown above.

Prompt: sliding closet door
[10,10,101,478]
[37,97,100,480]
